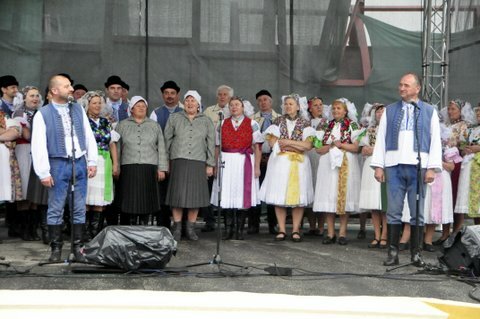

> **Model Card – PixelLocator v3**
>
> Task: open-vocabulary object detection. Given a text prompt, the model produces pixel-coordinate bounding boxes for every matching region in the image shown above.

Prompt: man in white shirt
[31,75,98,263]
[371,72,442,267]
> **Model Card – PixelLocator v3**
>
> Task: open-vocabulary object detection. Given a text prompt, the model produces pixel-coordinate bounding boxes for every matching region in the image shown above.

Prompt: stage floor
[0,221,478,304]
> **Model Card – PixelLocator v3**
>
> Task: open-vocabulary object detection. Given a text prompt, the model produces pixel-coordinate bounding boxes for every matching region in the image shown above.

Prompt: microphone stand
[387,101,426,271]
[186,111,246,270]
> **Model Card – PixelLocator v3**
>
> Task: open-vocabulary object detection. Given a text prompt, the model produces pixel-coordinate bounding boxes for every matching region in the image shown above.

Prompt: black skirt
[26,164,48,205]
[166,159,210,209]
[118,164,161,215]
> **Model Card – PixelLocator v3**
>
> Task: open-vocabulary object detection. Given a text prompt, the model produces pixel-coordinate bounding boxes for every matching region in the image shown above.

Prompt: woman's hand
[316,145,330,155]
[112,163,120,178]
[157,170,166,181]
[254,167,261,178]
[361,146,373,156]
[206,166,214,177]
[442,161,455,172]
[465,145,480,154]
[333,140,342,149]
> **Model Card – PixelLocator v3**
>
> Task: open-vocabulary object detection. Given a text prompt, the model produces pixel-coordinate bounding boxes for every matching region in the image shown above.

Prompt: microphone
[218,110,224,120]
[67,95,75,105]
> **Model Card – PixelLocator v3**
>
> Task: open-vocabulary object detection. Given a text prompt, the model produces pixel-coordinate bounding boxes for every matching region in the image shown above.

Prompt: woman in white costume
[313,98,362,245]
[259,94,315,242]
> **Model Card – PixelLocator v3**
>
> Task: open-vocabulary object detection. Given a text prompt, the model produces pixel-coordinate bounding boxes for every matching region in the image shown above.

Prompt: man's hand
[88,166,97,178]
[41,176,54,188]
[157,170,166,181]
[424,169,435,184]
[374,167,385,183]
[361,146,373,156]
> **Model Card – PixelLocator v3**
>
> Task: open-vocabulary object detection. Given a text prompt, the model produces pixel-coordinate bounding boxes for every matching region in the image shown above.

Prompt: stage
[1,220,479,306]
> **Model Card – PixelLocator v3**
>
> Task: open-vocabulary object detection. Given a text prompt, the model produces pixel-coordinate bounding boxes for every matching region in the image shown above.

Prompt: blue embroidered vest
[385,100,434,153]
[39,103,86,158]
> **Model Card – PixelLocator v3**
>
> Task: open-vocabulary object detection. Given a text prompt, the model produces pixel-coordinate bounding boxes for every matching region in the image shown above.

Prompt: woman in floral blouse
[455,104,480,224]
[259,94,315,242]
[313,98,362,245]
[79,91,119,239]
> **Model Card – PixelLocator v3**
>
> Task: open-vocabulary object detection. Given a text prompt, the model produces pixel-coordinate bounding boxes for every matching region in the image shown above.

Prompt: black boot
[48,225,64,262]
[171,221,181,241]
[410,225,426,267]
[267,205,277,235]
[247,207,260,234]
[90,211,103,238]
[383,224,402,266]
[6,202,20,237]
[186,221,198,241]
[223,210,234,240]
[138,214,150,226]
[21,211,32,241]
[83,211,92,242]
[29,210,41,241]
[236,210,247,240]
[39,206,49,245]
[72,224,86,262]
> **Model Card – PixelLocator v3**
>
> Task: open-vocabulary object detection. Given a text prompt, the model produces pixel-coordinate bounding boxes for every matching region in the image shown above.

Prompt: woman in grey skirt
[115,96,169,225]
[164,90,215,241]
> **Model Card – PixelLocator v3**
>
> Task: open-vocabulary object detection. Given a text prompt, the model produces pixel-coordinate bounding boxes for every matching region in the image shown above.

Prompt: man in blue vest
[0,75,19,118]
[371,72,442,267]
[31,75,98,262]
[105,75,129,123]
[150,80,182,130]
[149,80,182,228]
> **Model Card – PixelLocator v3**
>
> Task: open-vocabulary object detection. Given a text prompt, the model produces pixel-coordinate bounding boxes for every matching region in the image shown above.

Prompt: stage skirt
[313,150,361,214]
[86,150,114,206]
[424,170,453,224]
[359,156,382,211]
[0,144,12,201]
[210,151,260,209]
[455,159,472,214]
[15,143,31,200]
[258,143,314,207]
[118,164,161,215]
[166,159,210,208]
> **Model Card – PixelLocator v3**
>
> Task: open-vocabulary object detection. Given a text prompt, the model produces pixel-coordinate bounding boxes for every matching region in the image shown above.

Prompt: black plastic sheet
[83,226,177,271]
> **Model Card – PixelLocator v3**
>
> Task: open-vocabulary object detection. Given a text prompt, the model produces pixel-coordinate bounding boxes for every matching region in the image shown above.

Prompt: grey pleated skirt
[118,164,161,215]
[166,159,210,208]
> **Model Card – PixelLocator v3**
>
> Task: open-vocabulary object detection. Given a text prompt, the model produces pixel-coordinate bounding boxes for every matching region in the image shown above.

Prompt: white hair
[216,85,234,97]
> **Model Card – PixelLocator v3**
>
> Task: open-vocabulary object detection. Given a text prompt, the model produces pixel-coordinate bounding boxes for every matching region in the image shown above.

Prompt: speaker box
[439,226,480,276]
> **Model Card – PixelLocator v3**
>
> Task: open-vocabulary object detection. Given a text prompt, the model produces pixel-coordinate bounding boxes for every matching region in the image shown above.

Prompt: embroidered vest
[39,103,86,158]
[154,105,181,131]
[222,117,253,149]
[385,100,434,153]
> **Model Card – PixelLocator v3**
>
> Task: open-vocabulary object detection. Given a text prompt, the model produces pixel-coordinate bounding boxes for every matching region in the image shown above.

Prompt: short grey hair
[216,85,234,97]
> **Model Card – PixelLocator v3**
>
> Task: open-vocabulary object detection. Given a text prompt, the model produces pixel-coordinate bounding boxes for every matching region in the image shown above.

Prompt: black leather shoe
[357,229,366,239]
[201,224,215,232]
[338,236,348,245]
[432,237,447,246]
[322,235,336,244]
[423,243,435,252]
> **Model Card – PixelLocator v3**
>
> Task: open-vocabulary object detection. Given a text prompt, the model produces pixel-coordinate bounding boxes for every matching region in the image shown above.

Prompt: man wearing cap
[104,75,129,123]
[0,75,20,118]
[149,80,183,229]
[150,80,183,131]
[73,84,88,101]
[250,89,280,234]
[121,81,130,104]
[31,74,98,262]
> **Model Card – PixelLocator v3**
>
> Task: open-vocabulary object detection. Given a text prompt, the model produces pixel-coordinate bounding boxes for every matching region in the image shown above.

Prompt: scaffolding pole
[422,0,451,108]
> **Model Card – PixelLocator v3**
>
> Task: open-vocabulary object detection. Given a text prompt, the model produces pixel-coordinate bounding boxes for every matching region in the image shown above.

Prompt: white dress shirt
[31,103,98,179]
[370,101,442,171]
